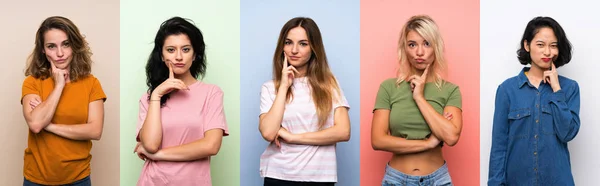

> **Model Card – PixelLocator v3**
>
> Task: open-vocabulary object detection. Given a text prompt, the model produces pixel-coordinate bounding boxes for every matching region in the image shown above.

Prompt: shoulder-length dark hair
[517,16,572,68]
[272,17,341,129]
[146,16,206,106]
[25,16,92,81]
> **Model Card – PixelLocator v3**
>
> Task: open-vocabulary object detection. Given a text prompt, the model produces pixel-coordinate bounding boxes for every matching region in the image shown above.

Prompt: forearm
[259,88,287,141]
[289,125,350,146]
[415,98,460,145]
[153,137,221,162]
[27,86,64,132]
[372,135,434,154]
[45,122,102,140]
[140,96,163,153]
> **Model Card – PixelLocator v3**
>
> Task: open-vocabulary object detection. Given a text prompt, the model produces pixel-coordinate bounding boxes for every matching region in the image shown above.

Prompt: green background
[119,0,240,185]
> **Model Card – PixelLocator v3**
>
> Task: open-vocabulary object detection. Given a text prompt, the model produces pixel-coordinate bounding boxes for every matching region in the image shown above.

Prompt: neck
[174,71,197,86]
[294,64,308,78]
[526,65,545,87]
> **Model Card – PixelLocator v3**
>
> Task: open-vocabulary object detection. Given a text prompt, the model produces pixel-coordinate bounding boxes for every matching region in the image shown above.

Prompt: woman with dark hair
[489,16,580,185]
[258,17,351,186]
[21,16,106,186]
[133,16,229,186]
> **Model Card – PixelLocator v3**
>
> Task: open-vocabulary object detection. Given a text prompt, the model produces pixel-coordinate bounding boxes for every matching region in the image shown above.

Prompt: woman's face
[162,34,194,75]
[43,28,73,70]
[525,27,558,70]
[405,30,434,70]
[283,26,312,68]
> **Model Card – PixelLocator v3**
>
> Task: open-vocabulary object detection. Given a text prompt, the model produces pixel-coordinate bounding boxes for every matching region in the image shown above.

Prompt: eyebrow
[165,44,192,48]
[285,38,309,42]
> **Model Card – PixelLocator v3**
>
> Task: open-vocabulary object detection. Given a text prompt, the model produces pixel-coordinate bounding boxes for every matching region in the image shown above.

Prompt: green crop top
[374,78,462,140]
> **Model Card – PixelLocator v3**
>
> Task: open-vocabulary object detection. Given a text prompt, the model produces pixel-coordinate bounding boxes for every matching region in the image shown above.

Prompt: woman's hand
[50,62,68,88]
[275,127,296,146]
[408,64,430,101]
[543,63,561,92]
[279,53,299,91]
[150,62,189,100]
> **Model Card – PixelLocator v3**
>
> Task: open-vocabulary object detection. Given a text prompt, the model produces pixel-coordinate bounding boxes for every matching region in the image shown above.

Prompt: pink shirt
[259,77,349,182]
[136,81,229,186]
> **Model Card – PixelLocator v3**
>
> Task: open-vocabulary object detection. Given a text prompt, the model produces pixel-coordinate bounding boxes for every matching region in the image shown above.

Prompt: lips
[415,58,425,63]
[289,56,301,60]
[173,63,185,67]
[55,59,66,63]
[542,58,552,62]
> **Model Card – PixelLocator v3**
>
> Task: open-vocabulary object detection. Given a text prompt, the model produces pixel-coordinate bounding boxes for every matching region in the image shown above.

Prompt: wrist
[150,94,162,101]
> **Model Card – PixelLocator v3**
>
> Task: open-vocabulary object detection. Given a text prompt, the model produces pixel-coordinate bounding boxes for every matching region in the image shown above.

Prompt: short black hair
[517,16,572,68]
[146,17,206,106]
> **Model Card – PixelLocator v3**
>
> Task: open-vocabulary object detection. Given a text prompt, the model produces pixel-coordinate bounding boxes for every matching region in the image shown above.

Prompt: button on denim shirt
[488,68,580,186]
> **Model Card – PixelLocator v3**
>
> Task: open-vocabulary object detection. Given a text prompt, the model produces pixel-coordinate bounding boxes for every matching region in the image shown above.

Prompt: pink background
[359,0,480,185]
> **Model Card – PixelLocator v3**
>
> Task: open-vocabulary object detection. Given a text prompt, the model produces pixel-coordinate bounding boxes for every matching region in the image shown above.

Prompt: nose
[542,45,552,57]
[57,47,64,57]
[175,49,183,61]
[291,44,299,54]
[416,45,424,57]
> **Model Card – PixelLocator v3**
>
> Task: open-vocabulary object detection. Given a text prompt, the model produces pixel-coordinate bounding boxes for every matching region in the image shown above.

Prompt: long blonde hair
[272,17,341,129]
[397,15,446,89]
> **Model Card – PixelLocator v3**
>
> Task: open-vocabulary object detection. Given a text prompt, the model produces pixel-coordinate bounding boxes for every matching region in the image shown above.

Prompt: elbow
[142,142,160,154]
[207,142,222,157]
[91,131,103,141]
[27,121,44,134]
[339,130,350,142]
[260,130,277,142]
[371,137,384,151]
[444,134,460,147]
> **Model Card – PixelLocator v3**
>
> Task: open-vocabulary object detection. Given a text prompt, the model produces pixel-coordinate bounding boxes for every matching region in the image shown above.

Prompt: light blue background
[240,0,360,185]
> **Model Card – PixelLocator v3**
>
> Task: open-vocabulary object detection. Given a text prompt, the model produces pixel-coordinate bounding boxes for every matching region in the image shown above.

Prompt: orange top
[21,75,106,185]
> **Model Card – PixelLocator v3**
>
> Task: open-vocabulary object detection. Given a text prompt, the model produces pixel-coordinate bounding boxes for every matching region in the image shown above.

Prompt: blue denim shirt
[488,67,580,186]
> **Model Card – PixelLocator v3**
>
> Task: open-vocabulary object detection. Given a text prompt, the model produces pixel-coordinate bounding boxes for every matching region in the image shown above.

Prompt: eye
[47,45,55,49]
[166,48,175,53]
[284,41,292,45]
[408,43,415,48]
[63,41,71,47]
[550,44,558,49]
[536,43,544,47]
[424,41,431,47]
[183,48,191,52]
[300,42,308,46]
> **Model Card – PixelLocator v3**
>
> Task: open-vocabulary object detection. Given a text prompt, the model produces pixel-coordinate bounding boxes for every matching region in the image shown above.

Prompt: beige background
[0,0,119,185]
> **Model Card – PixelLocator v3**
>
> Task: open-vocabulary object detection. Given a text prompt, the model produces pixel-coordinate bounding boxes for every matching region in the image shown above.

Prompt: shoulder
[78,74,102,85]
[197,82,224,96]
[558,75,579,92]
[498,75,520,89]
[23,75,40,84]
[379,78,399,88]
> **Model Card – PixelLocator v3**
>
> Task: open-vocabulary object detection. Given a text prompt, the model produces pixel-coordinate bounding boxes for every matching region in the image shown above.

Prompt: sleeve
[90,77,107,102]
[21,76,39,103]
[259,83,275,115]
[135,95,149,142]
[548,81,580,143]
[445,85,462,110]
[203,86,229,136]
[488,85,509,186]
[373,80,392,111]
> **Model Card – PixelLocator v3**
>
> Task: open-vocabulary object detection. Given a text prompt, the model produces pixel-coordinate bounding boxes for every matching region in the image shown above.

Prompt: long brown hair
[25,16,92,81]
[272,17,341,129]
[397,15,446,89]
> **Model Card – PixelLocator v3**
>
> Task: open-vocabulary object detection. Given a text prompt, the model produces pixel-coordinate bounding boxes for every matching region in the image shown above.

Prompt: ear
[523,40,530,52]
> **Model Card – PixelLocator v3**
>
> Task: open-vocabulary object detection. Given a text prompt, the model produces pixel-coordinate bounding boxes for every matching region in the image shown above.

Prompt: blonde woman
[371,15,462,186]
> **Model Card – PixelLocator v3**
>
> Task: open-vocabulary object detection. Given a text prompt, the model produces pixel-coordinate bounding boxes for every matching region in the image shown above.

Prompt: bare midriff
[389,146,444,176]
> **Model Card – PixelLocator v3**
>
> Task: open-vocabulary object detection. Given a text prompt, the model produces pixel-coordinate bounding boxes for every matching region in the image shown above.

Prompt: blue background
[240,0,361,185]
